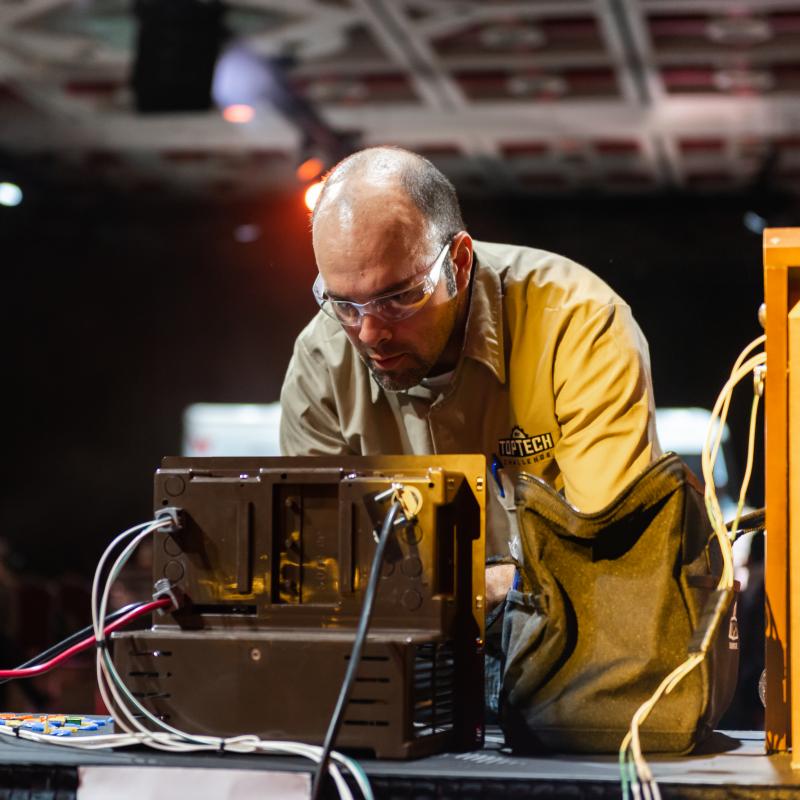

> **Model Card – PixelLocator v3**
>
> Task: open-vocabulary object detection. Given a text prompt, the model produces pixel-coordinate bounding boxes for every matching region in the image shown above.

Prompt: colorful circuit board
[0,713,115,737]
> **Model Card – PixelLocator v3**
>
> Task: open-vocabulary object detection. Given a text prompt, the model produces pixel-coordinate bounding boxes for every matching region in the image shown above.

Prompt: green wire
[619,747,630,800]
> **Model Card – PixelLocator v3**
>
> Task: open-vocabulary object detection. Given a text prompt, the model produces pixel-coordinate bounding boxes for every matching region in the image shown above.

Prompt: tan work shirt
[280,240,661,559]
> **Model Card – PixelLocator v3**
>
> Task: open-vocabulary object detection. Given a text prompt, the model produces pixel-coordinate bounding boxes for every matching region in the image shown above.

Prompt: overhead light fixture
[222,104,255,124]
[304,181,324,212]
[479,23,545,50]
[0,182,22,207]
[713,67,774,93]
[296,156,325,182]
[706,16,773,46]
[234,224,262,243]
[213,45,275,108]
[743,211,768,234]
[507,73,567,97]
[214,43,361,164]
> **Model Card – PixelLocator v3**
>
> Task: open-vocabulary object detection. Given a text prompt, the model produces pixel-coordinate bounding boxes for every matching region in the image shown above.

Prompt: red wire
[0,598,172,679]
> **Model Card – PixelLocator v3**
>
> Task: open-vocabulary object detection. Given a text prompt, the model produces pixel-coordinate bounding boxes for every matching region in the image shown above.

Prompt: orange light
[304,180,324,212]
[222,104,255,124]
[296,157,325,182]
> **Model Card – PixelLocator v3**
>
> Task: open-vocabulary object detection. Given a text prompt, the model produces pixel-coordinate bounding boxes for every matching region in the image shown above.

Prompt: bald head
[309,148,474,391]
[311,146,465,255]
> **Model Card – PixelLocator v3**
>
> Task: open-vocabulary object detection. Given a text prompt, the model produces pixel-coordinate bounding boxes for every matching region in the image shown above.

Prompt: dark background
[2,163,789,578]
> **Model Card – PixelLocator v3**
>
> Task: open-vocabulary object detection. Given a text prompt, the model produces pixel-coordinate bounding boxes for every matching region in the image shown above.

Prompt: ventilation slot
[413,641,455,738]
[130,649,172,657]
[191,604,257,615]
[343,652,392,728]
[132,691,171,700]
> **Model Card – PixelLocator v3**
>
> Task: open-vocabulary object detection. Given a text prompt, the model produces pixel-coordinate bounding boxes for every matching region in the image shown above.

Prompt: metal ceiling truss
[0,0,797,195]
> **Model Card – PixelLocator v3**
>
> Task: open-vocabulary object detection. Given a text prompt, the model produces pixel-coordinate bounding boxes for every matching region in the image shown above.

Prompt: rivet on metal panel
[381,560,395,578]
[250,648,262,662]
[163,560,184,583]
[163,536,182,557]
[164,476,186,497]
[401,556,423,577]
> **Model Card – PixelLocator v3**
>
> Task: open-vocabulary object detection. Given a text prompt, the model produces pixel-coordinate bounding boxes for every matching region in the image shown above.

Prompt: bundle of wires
[91,516,377,800]
[618,334,766,800]
[0,511,383,800]
[0,601,168,683]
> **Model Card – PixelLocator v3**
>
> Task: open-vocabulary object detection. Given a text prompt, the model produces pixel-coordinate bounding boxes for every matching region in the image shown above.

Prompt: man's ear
[452,232,474,292]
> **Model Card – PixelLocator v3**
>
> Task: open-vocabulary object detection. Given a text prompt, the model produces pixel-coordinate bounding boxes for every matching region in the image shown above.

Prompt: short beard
[366,355,432,392]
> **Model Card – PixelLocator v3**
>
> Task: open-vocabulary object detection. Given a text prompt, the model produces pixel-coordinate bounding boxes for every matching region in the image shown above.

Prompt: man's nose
[357,313,391,348]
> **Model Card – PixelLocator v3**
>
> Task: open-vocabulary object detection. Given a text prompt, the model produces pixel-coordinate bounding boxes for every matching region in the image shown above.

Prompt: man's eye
[384,287,426,307]
[333,302,359,321]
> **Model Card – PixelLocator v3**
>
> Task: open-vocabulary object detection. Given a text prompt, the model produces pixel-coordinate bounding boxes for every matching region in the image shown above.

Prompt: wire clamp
[154,506,184,534]
[152,578,179,613]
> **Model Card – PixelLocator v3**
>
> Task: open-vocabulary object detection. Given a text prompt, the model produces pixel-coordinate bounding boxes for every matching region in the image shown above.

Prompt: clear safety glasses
[312,240,451,328]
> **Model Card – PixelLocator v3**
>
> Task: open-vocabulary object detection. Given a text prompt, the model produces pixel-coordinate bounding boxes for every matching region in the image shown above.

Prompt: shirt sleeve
[279,334,355,457]
[551,302,662,512]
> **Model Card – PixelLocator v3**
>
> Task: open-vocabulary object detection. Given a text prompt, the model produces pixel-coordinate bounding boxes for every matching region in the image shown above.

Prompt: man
[280,146,661,607]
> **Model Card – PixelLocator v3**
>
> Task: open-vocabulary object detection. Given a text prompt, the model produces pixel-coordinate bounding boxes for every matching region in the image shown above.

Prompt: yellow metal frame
[763,228,800,755]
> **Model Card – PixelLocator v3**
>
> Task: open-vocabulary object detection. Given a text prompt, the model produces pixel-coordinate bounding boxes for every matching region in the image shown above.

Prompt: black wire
[0,602,146,686]
[310,501,402,800]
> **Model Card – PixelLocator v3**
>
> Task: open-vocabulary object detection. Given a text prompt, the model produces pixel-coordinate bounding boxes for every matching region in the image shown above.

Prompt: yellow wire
[702,352,766,589]
[732,393,761,535]
[621,336,765,792]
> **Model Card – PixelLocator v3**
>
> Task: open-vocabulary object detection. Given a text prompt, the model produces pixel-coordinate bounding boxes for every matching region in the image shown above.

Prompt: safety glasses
[312,240,451,328]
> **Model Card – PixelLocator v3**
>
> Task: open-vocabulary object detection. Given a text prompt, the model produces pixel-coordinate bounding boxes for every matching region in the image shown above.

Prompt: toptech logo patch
[498,425,555,462]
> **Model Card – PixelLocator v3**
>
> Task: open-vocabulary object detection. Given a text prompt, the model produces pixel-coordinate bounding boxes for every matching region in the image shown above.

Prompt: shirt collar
[461,242,506,384]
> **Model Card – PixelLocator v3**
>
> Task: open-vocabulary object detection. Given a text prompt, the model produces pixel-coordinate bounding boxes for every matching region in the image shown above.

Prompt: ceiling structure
[1,0,799,196]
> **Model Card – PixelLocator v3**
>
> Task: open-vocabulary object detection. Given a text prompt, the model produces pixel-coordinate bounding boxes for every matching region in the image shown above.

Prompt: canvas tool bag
[500,453,739,754]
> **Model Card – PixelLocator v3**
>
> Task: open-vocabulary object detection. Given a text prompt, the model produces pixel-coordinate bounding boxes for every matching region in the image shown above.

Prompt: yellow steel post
[763,228,800,753]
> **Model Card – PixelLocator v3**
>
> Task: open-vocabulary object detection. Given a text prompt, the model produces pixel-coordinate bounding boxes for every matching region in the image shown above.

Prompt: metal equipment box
[113,455,486,759]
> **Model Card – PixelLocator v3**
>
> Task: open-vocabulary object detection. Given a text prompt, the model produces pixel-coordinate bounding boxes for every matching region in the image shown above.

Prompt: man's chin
[367,360,429,392]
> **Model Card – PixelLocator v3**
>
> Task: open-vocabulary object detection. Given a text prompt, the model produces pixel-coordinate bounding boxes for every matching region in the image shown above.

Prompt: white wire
[90,519,171,737]
[94,524,357,797]
[84,516,371,800]
[90,520,166,639]
[96,525,213,745]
